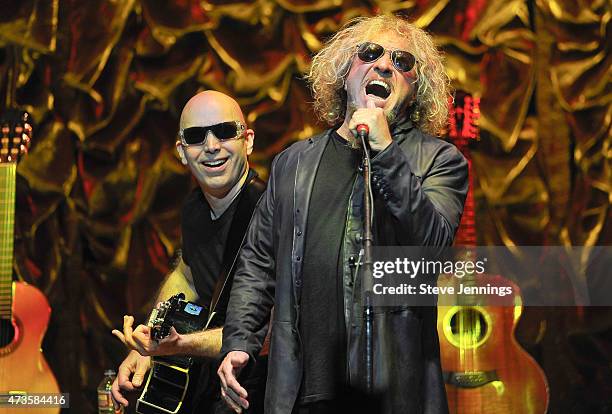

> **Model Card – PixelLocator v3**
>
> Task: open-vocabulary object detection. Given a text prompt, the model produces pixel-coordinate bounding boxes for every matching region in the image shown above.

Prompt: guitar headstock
[147,293,185,341]
[447,91,480,152]
[0,109,32,164]
[447,91,480,248]
[146,292,208,341]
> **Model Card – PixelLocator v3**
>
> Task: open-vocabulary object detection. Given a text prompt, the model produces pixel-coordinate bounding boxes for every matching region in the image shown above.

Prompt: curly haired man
[219,15,468,414]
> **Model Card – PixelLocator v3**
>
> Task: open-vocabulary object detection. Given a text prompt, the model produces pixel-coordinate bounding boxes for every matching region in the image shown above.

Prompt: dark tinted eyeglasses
[179,121,245,146]
[356,42,417,73]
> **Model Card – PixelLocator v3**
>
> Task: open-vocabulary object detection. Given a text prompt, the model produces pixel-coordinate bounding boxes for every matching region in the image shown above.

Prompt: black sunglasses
[356,42,417,73]
[179,121,245,146]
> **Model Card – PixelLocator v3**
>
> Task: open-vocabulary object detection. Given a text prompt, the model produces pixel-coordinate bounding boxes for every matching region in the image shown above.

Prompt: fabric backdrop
[0,0,610,412]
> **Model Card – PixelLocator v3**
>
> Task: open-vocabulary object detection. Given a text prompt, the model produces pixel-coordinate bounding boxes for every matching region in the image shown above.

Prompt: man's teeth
[365,80,391,99]
[368,80,390,92]
[203,159,227,167]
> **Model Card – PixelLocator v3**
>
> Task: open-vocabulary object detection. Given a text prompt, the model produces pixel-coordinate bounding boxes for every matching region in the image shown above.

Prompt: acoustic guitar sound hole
[449,307,488,347]
[0,318,16,348]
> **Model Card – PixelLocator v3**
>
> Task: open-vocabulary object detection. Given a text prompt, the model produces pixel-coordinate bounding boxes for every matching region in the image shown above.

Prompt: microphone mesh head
[357,124,369,135]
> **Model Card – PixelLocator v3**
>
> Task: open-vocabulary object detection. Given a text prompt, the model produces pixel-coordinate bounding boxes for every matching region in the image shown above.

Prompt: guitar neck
[0,163,16,320]
[454,147,476,248]
[450,93,479,248]
[449,93,479,291]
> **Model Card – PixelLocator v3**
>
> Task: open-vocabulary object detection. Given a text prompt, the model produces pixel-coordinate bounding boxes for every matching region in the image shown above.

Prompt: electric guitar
[0,110,60,413]
[437,93,549,413]
[136,293,209,414]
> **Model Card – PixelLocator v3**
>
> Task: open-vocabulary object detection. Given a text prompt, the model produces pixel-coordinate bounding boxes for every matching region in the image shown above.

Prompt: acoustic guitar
[0,110,60,413]
[437,93,549,413]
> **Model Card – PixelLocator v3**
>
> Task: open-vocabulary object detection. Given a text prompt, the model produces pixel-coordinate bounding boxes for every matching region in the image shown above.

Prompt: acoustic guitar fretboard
[0,163,16,320]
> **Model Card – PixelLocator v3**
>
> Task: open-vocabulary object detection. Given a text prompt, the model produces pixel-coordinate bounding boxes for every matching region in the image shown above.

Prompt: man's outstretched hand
[217,350,250,413]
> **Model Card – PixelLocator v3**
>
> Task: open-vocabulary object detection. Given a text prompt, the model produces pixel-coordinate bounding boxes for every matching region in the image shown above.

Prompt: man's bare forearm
[176,327,223,358]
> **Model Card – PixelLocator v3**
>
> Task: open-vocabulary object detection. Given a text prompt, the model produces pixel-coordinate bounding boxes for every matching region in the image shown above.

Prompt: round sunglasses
[179,121,245,147]
[356,42,417,73]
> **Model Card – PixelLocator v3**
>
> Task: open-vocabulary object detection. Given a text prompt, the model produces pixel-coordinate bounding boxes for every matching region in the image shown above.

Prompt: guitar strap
[206,170,265,327]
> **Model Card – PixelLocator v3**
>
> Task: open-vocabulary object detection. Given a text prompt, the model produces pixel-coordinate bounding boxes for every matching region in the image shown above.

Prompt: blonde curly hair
[305,15,451,135]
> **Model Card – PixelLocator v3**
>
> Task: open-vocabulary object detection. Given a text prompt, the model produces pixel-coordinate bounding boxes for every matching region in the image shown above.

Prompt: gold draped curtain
[1,0,610,412]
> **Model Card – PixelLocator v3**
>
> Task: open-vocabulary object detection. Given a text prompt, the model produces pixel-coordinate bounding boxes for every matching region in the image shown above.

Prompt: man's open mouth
[365,80,391,99]
[202,158,228,168]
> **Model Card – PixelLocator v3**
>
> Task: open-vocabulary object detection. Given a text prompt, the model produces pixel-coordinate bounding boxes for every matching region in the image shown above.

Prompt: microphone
[356,124,370,153]
[356,124,369,139]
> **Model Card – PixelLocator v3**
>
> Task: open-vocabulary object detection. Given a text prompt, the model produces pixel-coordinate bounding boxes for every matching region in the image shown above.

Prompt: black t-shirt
[180,170,267,413]
[299,131,361,403]
[181,186,238,314]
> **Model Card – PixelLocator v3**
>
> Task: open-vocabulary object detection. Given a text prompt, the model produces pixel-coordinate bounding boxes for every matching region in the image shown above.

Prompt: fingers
[114,359,136,408]
[135,324,151,335]
[123,315,136,343]
[111,377,128,408]
[351,98,377,133]
[220,380,248,413]
[112,316,155,355]
[111,316,134,346]
[111,329,126,345]
[132,355,151,388]
[117,320,175,357]
[224,371,248,400]
[132,326,151,354]
[218,359,228,390]
[348,104,392,151]
[114,315,140,351]
[217,352,250,411]
[349,107,382,129]
[116,351,139,392]
[221,387,243,413]
[220,356,248,398]
[112,351,151,408]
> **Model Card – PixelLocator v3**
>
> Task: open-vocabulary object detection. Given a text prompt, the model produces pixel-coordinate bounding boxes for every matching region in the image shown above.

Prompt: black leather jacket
[222,120,468,413]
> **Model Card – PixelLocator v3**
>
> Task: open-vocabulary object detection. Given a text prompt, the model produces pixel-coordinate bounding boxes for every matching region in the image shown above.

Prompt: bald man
[111,91,266,413]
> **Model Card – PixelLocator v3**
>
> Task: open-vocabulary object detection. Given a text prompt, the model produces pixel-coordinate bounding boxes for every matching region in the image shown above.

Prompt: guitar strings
[1,162,17,390]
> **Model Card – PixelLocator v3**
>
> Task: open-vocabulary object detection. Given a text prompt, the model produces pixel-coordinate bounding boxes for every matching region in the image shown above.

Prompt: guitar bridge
[443,370,499,388]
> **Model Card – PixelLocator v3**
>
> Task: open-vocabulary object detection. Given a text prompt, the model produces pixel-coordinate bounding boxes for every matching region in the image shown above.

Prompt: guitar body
[0,282,60,414]
[437,274,549,414]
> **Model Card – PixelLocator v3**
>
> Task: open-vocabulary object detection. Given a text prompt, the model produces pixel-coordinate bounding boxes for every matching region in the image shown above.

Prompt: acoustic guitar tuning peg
[20,144,28,155]
[22,134,31,148]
